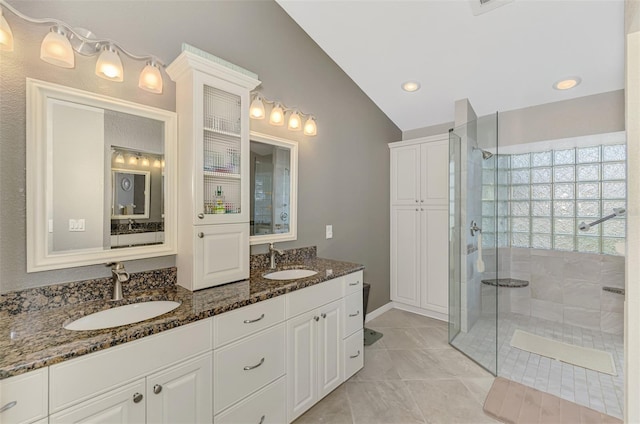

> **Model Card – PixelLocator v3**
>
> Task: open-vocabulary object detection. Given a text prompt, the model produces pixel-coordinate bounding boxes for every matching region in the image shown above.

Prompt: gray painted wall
[0,1,401,312]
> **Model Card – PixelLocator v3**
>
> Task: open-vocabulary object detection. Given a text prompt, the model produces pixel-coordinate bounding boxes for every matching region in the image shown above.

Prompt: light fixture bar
[251,92,317,136]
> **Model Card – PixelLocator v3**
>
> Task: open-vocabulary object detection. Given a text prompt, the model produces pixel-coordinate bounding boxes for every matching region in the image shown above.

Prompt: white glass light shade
[114,153,125,164]
[40,28,74,68]
[0,10,14,52]
[141,157,150,167]
[288,110,302,131]
[139,62,163,94]
[249,96,265,119]
[96,45,123,82]
[269,103,284,126]
[303,116,317,136]
[153,159,161,168]
[128,155,138,165]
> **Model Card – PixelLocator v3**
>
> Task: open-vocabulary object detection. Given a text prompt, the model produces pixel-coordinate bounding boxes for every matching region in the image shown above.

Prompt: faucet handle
[106,262,125,270]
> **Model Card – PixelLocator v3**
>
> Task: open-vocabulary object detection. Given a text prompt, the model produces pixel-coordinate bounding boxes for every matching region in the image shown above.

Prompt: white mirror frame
[26,78,177,272]
[111,169,151,219]
[249,131,298,245]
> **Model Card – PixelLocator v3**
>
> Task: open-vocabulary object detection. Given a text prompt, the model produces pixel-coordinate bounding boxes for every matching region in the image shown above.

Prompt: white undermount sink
[64,301,181,331]
[263,269,318,280]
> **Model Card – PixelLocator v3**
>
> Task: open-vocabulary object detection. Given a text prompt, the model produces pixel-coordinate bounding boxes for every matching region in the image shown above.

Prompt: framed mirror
[249,132,298,245]
[26,78,177,272]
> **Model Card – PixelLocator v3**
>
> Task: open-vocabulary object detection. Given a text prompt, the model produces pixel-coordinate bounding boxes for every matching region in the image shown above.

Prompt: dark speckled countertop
[0,255,363,379]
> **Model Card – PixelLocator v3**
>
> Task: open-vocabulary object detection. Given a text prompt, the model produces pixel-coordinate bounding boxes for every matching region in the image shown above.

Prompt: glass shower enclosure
[448,113,501,375]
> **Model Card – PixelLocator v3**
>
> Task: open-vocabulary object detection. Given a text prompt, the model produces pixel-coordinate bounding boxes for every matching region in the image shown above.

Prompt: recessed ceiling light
[401,81,421,92]
[553,77,581,90]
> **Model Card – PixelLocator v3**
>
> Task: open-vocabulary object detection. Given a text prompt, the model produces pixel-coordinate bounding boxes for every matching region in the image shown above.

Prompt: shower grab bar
[578,208,626,231]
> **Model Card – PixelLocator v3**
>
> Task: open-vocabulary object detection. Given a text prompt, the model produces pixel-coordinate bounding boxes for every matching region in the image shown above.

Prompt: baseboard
[392,302,448,322]
[364,301,394,323]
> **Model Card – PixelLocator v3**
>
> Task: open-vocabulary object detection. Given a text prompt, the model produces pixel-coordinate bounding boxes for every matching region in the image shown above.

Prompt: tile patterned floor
[450,312,624,419]
[294,309,499,424]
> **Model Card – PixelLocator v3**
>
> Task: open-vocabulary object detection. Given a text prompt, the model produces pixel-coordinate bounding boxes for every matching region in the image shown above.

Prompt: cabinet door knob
[244,357,265,371]
[197,213,204,219]
[197,232,204,238]
[258,415,266,424]
[350,350,361,359]
[153,384,162,394]
[421,199,424,203]
[244,313,265,324]
[416,208,419,211]
[133,393,143,403]
[0,401,17,413]
[349,310,360,317]
[314,316,319,321]
[421,208,424,211]
[415,199,418,203]
[321,313,327,319]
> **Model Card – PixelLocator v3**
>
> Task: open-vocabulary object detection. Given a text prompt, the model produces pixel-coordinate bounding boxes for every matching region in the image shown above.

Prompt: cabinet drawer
[286,277,343,318]
[214,323,285,414]
[0,368,48,424]
[214,296,285,348]
[345,271,363,295]
[49,379,145,424]
[344,329,364,381]
[50,318,212,413]
[215,377,285,424]
[344,291,363,338]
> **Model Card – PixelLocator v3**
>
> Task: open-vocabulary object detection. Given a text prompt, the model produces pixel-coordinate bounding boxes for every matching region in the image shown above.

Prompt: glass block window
[482,144,626,255]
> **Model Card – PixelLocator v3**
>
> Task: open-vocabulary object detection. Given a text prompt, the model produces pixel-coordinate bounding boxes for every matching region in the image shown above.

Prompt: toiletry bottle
[214,186,226,214]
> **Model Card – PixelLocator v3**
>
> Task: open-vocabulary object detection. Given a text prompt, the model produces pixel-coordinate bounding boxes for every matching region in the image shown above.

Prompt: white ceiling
[276,0,625,132]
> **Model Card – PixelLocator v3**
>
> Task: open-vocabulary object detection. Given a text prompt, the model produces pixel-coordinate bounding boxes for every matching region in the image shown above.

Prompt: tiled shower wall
[482,248,624,335]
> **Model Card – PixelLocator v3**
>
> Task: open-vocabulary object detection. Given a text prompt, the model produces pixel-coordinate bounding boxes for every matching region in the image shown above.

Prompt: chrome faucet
[128,218,135,231]
[268,243,284,270]
[107,262,130,301]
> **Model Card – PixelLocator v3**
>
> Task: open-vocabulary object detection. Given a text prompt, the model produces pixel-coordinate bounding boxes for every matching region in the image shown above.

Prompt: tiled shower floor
[451,312,624,419]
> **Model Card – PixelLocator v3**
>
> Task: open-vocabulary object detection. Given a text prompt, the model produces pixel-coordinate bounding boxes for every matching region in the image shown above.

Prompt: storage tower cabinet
[166,47,261,290]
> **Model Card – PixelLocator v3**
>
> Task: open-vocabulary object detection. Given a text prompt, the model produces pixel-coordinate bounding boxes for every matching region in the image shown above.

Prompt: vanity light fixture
[114,152,125,164]
[249,94,266,119]
[96,44,123,81]
[153,159,162,168]
[288,110,302,131]
[40,26,74,68]
[553,77,581,90]
[303,116,317,136]
[139,61,162,94]
[401,81,421,92]
[251,92,317,136]
[269,103,285,126]
[128,155,138,165]
[141,157,150,167]
[0,2,165,93]
[0,8,14,51]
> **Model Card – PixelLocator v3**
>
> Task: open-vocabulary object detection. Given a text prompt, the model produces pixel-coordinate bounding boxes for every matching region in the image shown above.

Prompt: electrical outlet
[326,224,333,239]
[68,219,86,232]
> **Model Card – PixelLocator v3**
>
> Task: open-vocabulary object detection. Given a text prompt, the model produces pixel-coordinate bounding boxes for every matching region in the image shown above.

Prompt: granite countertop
[0,255,363,379]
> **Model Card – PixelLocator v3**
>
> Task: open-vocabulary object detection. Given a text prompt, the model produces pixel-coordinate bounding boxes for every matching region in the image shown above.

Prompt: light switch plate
[68,219,86,232]
[326,224,333,239]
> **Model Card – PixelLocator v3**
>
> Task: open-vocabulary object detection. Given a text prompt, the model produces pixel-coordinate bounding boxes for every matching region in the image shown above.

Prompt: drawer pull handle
[0,401,17,413]
[244,313,265,324]
[350,350,361,359]
[153,384,163,394]
[133,393,143,403]
[349,310,360,317]
[349,281,360,286]
[198,213,204,219]
[321,313,327,319]
[244,357,265,371]
[258,415,266,424]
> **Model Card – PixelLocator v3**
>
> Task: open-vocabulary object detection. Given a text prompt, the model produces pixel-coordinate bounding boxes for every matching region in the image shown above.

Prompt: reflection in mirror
[249,132,298,245]
[27,78,177,272]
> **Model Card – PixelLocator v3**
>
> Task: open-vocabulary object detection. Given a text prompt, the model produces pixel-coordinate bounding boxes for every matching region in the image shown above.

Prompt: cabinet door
[194,223,249,289]
[390,144,420,205]
[193,72,249,225]
[317,299,343,400]
[0,368,48,424]
[420,139,449,205]
[421,206,449,314]
[390,206,421,306]
[286,309,317,422]
[146,353,212,424]
[49,380,145,424]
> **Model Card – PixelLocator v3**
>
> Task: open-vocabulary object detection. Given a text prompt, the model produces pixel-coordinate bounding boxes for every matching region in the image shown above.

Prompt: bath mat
[510,329,616,376]
[483,377,622,424]
[363,328,383,346]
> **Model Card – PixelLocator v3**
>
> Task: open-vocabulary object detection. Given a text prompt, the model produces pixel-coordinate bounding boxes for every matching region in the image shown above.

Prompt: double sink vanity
[0,249,365,424]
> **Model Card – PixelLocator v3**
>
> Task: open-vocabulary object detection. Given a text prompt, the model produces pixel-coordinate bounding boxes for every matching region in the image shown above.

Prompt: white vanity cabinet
[389,135,449,320]
[0,367,48,424]
[166,47,261,291]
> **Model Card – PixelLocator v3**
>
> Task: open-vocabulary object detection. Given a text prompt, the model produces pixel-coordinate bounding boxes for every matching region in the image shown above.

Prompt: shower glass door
[448,113,500,375]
